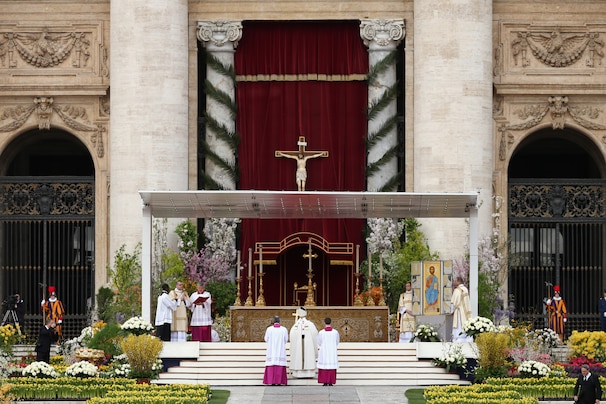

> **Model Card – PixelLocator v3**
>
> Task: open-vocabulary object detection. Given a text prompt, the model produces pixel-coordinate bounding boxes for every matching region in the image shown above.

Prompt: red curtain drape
[235,21,368,275]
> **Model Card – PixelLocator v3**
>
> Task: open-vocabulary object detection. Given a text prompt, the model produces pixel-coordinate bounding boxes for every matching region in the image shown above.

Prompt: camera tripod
[1,309,22,335]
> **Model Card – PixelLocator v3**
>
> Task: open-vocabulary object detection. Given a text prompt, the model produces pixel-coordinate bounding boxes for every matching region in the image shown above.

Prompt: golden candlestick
[256,272,266,306]
[234,276,243,306]
[353,272,364,306]
[244,275,254,306]
[366,275,375,306]
[378,277,386,306]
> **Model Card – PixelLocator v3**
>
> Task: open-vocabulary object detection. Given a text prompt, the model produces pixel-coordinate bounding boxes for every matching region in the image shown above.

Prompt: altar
[230,306,389,342]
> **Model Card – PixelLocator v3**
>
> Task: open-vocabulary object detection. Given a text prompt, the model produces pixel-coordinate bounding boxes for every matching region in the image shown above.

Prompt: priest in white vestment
[289,307,318,378]
[317,317,339,386]
[398,282,416,343]
[189,283,212,341]
[263,315,289,385]
[451,277,473,342]
[169,281,191,342]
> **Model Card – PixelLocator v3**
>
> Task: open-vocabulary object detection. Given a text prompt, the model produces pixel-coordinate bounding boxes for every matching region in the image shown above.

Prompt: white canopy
[139,190,478,219]
[139,190,479,321]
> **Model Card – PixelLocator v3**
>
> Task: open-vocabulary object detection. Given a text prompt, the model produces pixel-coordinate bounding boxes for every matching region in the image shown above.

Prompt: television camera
[1,294,22,334]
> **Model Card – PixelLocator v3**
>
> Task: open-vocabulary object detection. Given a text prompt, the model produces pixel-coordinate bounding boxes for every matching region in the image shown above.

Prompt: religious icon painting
[423,261,442,315]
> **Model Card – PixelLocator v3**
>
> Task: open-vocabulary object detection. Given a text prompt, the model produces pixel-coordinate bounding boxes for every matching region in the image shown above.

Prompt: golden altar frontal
[230,306,389,342]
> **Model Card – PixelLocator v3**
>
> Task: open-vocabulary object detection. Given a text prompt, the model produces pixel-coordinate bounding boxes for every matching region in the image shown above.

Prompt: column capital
[197,20,243,49]
[360,19,405,50]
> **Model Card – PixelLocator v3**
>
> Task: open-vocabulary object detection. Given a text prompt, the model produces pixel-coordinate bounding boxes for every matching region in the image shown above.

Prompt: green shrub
[87,322,123,358]
[107,244,142,320]
[208,281,237,317]
[96,286,115,324]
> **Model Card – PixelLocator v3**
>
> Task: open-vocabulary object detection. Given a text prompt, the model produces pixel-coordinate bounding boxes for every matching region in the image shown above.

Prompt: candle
[368,246,372,279]
[248,248,252,277]
[236,250,241,279]
[259,247,263,274]
[356,245,360,274]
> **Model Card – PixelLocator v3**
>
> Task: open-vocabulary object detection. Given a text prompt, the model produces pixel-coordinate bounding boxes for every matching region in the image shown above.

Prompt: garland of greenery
[201,51,240,189]
[366,49,402,191]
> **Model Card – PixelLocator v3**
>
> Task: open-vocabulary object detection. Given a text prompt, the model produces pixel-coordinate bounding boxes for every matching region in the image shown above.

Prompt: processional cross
[302,241,318,306]
[275,136,329,191]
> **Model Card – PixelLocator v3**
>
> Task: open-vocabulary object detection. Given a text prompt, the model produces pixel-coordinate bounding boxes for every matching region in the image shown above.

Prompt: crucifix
[302,241,318,306]
[275,136,329,191]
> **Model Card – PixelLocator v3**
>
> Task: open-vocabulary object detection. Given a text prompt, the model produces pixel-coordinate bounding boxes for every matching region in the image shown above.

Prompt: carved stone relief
[497,96,606,160]
[0,97,105,157]
[0,28,92,68]
[510,28,604,68]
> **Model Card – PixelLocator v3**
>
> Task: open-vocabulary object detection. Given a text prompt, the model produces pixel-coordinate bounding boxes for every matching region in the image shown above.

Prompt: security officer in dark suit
[35,318,56,363]
[574,364,602,404]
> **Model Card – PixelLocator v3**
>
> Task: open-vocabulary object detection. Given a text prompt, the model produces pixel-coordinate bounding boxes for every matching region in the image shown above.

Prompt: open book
[193,296,209,304]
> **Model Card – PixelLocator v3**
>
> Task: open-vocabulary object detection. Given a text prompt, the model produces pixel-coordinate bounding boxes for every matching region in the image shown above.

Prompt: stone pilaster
[197,20,243,190]
[360,19,405,192]
[110,0,189,255]
[413,0,493,259]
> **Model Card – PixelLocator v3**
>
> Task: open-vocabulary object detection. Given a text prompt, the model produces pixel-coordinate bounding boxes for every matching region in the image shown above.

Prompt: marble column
[413,0,493,259]
[197,21,243,190]
[110,0,189,256]
[360,19,405,192]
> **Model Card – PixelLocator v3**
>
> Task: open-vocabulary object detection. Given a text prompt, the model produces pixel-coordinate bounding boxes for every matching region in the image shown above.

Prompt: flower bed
[424,377,576,403]
[2,377,210,403]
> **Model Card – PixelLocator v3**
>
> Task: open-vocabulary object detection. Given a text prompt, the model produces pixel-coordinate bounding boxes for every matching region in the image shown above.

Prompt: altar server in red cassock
[263,316,289,386]
[317,317,340,386]
[189,283,212,342]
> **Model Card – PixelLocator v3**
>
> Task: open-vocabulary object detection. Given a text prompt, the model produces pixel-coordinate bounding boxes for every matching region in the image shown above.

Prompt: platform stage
[230,306,389,342]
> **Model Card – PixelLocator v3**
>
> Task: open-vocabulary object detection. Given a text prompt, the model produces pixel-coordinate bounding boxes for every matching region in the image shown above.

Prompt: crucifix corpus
[275,136,329,191]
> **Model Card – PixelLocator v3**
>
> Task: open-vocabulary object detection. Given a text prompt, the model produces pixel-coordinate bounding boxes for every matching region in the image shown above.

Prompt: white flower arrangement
[496,324,513,333]
[65,360,99,378]
[58,336,83,364]
[22,361,59,378]
[104,353,131,378]
[0,352,11,379]
[114,363,131,378]
[528,327,560,348]
[518,360,550,378]
[412,323,440,342]
[151,358,164,373]
[121,316,154,335]
[462,316,496,337]
[432,343,467,372]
